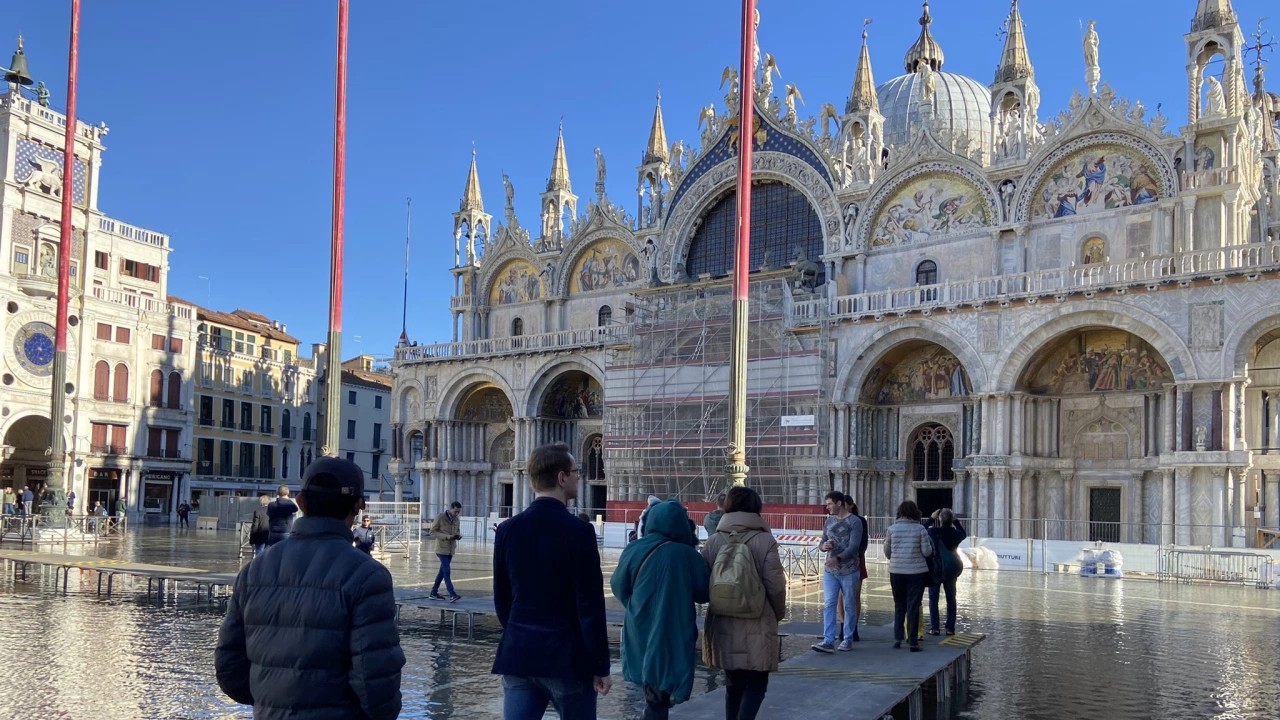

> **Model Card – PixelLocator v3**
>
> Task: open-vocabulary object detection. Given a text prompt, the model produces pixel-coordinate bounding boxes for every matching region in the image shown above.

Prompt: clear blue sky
[6,0,1270,358]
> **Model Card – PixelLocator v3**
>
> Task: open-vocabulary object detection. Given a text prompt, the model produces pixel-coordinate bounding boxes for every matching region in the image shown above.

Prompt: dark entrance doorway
[500,483,514,517]
[1088,487,1122,542]
[587,484,607,517]
[916,487,954,518]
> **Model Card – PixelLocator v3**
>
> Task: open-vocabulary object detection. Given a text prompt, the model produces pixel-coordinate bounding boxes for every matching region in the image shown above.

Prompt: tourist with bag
[611,499,710,720]
[926,509,966,636]
[883,500,933,652]
[700,486,786,720]
[248,495,271,557]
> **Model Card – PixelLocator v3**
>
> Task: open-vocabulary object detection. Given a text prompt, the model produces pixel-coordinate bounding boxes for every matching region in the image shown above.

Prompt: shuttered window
[93,361,110,400]
[167,372,181,409]
[112,363,129,403]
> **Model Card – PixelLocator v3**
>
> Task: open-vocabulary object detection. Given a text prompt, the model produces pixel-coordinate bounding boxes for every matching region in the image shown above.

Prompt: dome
[876,71,994,156]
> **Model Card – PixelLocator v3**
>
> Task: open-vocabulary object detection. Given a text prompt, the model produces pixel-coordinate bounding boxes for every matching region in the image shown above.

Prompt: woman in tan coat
[700,486,787,720]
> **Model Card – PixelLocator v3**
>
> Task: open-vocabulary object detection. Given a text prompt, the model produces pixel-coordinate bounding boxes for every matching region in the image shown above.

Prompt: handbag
[925,529,946,585]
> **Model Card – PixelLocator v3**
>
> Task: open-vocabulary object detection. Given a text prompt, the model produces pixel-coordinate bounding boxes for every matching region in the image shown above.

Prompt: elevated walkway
[673,622,984,720]
[0,548,235,601]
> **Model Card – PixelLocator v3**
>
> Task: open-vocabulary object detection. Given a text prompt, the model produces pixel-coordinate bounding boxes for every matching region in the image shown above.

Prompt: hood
[716,511,771,534]
[643,500,694,544]
[646,495,662,506]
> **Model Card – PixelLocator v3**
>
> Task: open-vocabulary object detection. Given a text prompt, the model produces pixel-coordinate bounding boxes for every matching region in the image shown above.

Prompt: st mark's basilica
[390,0,1280,547]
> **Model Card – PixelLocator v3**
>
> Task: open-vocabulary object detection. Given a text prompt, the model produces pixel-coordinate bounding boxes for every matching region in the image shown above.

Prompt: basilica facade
[391,0,1280,547]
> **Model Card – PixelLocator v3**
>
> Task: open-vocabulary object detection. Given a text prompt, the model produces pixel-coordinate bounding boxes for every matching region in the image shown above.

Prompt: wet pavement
[2,525,1278,719]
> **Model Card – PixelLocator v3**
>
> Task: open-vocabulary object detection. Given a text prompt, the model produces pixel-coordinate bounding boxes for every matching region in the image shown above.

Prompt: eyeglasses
[564,467,580,475]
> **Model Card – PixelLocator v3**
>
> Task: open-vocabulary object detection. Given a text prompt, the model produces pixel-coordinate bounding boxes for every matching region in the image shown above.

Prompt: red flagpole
[726,0,757,487]
[45,0,81,512]
[324,0,349,457]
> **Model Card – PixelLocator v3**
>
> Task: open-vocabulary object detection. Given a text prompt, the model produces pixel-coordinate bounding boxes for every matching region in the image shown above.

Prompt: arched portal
[444,384,515,516]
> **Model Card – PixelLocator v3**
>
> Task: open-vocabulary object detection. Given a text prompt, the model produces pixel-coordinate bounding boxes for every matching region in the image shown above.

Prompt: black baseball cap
[300,457,365,497]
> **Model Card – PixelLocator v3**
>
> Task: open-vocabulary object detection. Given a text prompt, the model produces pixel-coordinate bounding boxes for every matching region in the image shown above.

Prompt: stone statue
[594,147,607,188]
[502,174,515,213]
[35,81,50,107]
[783,83,803,127]
[792,248,822,290]
[916,60,936,103]
[643,238,661,284]
[1194,425,1207,451]
[1001,107,1024,157]
[539,261,556,292]
[1204,77,1226,118]
[721,66,740,111]
[842,203,859,247]
[669,141,684,174]
[751,8,761,74]
[999,180,1016,220]
[698,105,718,147]
[1083,21,1100,95]
[818,103,839,139]
[760,53,781,104]
[38,244,56,278]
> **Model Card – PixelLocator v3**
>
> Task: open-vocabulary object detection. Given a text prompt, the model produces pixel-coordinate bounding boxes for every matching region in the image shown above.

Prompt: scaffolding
[604,272,831,504]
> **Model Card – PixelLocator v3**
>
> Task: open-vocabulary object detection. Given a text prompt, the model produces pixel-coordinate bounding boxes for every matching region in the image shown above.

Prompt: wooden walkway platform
[0,548,236,601]
[672,622,984,720]
[393,590,627,638]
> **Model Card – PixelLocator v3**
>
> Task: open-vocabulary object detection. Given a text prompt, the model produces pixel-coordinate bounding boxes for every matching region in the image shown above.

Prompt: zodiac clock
[12,321,56,377]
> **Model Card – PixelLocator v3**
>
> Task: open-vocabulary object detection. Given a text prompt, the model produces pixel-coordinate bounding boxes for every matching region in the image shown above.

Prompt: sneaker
[449,594,462,603]
[909,645,923,652]
[837,640,853,652]
[811,642,836,654]
[428,592,443,600]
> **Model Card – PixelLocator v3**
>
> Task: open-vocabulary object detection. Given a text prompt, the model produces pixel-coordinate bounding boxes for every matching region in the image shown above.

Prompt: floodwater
[2,526,1278,719]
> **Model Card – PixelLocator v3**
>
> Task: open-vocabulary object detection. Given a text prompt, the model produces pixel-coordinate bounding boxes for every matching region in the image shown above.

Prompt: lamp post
[42,0,82,524]
[725,0,758,488]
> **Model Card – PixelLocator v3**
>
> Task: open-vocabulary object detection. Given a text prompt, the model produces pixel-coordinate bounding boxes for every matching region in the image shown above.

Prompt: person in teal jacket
[611,500,710,720]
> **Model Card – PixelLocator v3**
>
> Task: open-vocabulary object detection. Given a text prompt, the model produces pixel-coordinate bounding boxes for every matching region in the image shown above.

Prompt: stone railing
[97,217,168,247]
[91,285,193,319]
[395,325,632,364]
[821,242,1280,322]
[450,294,473,309]
[1181,165,1238,191]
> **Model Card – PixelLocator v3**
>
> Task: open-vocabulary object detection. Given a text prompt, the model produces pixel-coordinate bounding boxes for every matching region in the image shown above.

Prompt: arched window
[585,435,604,481]
[597,306,612,327]
[167,371,182,409]
[94,361,110,400]
[911,424,955,482]
[685,181,824,282]
[915,260,938,302]
[149,369,164,406]
[282,409,292,438]
[511,317,524,337]
[281,446,289,480]
[112,363,129,403]
[302,412,312,441]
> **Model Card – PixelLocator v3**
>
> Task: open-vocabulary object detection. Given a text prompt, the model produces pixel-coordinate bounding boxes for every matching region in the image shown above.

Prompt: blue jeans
[929,576,958,632]
[501,674,597,720]
[432,553,456,596]
[822,570,861,644]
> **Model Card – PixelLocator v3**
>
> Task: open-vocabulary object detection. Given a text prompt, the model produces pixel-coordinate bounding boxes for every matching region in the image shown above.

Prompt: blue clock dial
[13,321,57,377]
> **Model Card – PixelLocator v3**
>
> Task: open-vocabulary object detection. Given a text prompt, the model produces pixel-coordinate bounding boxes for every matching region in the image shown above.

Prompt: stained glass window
[685,182,824,282]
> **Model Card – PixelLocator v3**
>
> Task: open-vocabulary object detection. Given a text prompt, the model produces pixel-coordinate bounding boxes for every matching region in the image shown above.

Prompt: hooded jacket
[611,500,710,704]
[700,512,787,672]
[215,516,405,719]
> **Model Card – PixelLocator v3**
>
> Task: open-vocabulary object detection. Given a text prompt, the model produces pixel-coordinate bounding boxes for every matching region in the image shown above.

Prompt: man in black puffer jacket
[215,457,404,719]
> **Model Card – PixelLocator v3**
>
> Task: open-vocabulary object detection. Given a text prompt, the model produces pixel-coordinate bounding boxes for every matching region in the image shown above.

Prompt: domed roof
[876,71,994,155]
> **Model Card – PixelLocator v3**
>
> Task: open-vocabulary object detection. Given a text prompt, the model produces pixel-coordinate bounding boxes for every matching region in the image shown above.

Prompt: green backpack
[708,530,765,618]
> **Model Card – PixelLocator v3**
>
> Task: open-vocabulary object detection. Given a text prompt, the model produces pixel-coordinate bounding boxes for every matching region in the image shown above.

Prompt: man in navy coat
[492,442,611,719]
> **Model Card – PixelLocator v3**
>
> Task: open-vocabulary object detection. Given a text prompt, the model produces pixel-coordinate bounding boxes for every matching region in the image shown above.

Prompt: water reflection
[2,528,1278,719]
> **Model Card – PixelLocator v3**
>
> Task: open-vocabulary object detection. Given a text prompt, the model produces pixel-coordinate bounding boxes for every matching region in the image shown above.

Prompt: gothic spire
[994,1,1034,84]
[644,92,669,164]
[547,121,572,192]
[847,26,879,114]
[460,146,484,212]
[903,1,945,74]
[1192,0,1236,32]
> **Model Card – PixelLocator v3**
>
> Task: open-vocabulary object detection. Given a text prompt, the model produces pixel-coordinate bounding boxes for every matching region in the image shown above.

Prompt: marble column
[1161,469,1174,546]
[1131,471,1146,544]
[1175,466,1192,545]
[1264,470,1280,533]
[975,471,989,536]
[1061,471,1075,537]
[992,469,1009,538]
[1163,386,1176,455]
[1010,395,1024,457]
[1008,470,1023,538]
[1211,468,1227,547]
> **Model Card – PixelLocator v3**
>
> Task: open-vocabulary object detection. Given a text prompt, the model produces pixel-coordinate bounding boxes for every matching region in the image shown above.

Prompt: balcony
[373,439,387,454]
[395,325,631,364]
[14,272,60,298]
[220,420,236,430]
[259,467,276,480]
[260,424,274,435]
[145,448,184,459]
[91,444,128,455]
[814,241,1280,324]
[282,426,297,439]
[91,285,192,320]
[239,422,254,433]
[199,417,214,427]
[450,294,473,310]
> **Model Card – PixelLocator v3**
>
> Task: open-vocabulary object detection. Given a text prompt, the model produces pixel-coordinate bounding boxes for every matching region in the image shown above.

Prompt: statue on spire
[1083,20,1101,95]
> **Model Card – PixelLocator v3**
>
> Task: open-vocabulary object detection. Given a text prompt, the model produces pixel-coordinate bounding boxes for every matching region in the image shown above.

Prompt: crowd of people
[211,444,970,720]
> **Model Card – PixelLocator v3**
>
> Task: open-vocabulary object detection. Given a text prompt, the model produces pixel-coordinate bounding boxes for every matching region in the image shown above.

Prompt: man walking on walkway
[2,486,14,515]
[115,495,127,519]
[493,442,611,719]
[266,485,298,547]
[812,491,866,653]
[429,501,463,601]
[215,456,404,719]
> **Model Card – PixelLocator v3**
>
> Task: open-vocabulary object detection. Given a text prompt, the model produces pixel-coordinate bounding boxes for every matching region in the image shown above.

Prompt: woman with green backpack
[700,486,787,720]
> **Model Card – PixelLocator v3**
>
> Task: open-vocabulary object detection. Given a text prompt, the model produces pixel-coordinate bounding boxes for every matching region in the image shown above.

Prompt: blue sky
[5,0,1271,359]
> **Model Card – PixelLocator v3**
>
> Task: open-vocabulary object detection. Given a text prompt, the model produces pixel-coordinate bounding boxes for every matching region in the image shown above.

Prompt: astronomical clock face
[13,321,56,376]
[5,312,74,389]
